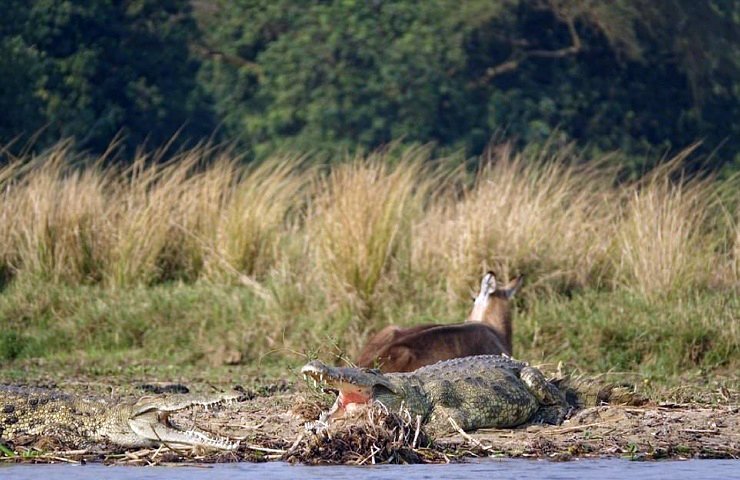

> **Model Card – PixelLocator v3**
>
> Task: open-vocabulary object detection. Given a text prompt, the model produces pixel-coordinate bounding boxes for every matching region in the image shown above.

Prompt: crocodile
[302,355,609,436]
[0,386,241,450]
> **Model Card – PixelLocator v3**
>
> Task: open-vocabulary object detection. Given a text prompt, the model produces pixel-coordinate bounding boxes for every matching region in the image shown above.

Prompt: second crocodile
[0,385,242,450]
[302,355,635,436]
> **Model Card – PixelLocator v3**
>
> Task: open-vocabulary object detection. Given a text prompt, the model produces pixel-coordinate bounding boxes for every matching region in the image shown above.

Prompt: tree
[0,0,215,154]
[0,1,45,144]
[197,0,739,172]
[198,0,491,157]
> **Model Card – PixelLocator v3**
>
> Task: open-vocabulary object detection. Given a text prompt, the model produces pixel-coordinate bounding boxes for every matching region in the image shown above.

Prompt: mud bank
[1,384,737,465]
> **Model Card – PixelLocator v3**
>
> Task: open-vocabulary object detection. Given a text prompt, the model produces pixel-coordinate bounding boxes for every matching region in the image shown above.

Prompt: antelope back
[365,323,510,372]
[355,271,522,372]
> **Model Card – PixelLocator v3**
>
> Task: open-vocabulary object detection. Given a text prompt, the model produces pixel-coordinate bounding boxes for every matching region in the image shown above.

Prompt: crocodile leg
[427,373,539,434]
[520,366,569,424]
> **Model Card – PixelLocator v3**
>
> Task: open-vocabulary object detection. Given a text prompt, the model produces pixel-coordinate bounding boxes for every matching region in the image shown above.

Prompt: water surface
[2,458,738,480]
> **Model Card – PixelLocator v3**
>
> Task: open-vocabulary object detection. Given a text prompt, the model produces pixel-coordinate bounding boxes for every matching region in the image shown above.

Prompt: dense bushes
[0,0,212,153]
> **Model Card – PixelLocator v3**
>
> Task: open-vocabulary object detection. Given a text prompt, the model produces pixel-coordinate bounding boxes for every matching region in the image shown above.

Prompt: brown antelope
[355,271,523,372]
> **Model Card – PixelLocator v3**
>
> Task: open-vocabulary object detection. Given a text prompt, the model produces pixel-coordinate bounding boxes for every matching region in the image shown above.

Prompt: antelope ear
[481,271,497,293]
[503,275,523,299]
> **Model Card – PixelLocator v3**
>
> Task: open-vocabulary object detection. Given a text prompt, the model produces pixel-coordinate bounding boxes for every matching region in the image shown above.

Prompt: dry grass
[0,141,737,369]
[0,145,109,285]
[723,181,740,286]
[733,212,740,283]
[307,149,431,316]
[1,141,736,298]
[190,153,308,283]
[0,145,308,288]
[611,155,726,298]
[413,144,615,300]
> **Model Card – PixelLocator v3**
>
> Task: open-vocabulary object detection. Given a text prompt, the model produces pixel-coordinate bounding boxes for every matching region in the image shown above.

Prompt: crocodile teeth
[184,429,239,451]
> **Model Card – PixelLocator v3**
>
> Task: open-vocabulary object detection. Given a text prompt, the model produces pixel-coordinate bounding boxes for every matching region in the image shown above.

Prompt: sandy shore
[1,380,738,465]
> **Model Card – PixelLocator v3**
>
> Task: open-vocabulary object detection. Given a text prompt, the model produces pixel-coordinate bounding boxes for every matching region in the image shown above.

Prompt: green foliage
[0,331,28,361]
[198,0,489,157]
[0,281,266,364]
[518,289,738,378]
[0,443,15,457]
[198,0,739,171]
[0,0,214,153]
[0,0,738,173]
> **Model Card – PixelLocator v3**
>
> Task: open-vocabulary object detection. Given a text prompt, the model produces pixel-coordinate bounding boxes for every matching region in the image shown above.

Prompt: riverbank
[0,146,737,464]
[1,369,737,465]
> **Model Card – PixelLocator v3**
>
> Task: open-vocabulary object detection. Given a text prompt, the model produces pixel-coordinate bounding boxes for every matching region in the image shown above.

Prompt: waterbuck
[355,271,523,372]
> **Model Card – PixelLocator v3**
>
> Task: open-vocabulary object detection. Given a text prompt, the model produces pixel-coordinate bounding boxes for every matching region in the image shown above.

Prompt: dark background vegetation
[1,0,739,173]
[0,1,737,387]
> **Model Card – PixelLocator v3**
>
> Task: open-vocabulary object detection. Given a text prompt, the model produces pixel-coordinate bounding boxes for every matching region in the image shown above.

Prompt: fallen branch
[540,421,609,435]
[446,417,495,452]
[245,444,287,454]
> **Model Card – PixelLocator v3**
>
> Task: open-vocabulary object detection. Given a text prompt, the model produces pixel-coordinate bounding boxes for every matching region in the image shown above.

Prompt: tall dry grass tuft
[414,144,614,299]
[102,152,199,287]
[306,149,432,318]
[0,143,308,289]
[720,175,740,287]
[103,148,309,287]
[202,155,308,282]
[0,140,736,306]
[733,211,740,285]
[0,159,26,282]
[0,144,110,284]
[611,155,722,298]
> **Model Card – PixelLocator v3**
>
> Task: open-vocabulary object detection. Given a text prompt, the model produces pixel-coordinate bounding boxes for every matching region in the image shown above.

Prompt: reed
[0,145,110,285]
[414,144,618,304]
[306,149,431,317]
[612,174,718,297]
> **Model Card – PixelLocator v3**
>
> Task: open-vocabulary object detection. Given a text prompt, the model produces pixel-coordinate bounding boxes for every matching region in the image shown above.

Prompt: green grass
[516,289,738,379]
[0,280,263,365]
[1,279,736,391]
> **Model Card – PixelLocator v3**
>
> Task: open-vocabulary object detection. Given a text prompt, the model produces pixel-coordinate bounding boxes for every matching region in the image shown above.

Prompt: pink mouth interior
[338,390,372,408]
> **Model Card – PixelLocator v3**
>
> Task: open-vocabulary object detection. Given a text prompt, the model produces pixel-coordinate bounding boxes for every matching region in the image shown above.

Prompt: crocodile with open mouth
[302,355,595,436]
[0,385,242,450]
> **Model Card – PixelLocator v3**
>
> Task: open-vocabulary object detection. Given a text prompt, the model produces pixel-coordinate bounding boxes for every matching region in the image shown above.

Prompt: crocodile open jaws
[0,386,242,450]
[301,355,571,436]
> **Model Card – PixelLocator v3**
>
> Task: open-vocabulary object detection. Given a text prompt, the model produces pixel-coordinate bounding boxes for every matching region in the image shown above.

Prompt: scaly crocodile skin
[0,385,240,450]
[302,354,569,435]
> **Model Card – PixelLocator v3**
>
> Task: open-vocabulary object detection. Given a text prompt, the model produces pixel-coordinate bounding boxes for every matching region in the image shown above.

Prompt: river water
[2,458,738,480]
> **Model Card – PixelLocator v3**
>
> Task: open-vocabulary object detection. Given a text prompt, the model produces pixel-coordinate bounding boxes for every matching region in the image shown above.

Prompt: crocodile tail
[552,376,649,408]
